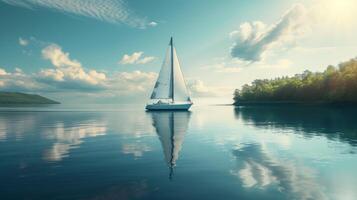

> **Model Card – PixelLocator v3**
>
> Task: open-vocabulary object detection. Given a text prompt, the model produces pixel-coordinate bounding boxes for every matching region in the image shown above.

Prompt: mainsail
[150,38,191,102]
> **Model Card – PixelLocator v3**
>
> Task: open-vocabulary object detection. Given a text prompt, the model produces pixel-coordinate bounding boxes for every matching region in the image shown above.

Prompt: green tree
[233,58,357,104]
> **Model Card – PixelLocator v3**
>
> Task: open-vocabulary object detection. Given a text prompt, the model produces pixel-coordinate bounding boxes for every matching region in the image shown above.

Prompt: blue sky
[1,0,357,103]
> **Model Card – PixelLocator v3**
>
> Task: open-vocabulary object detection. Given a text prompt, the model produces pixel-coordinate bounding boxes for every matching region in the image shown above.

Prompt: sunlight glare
[319,0,357,24]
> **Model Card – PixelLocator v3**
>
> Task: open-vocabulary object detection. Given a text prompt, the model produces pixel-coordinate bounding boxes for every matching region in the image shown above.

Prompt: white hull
[146,102,192,110]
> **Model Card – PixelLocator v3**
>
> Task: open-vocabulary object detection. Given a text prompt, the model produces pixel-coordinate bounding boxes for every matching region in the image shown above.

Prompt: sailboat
[146,37,193,110]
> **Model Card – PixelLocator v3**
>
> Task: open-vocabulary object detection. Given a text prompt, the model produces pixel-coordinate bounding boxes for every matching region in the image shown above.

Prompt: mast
[169,112,175,180]
[170,37,174,102]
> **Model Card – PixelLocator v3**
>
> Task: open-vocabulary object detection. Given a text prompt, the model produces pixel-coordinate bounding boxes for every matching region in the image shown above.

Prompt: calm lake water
[0,104,356,200]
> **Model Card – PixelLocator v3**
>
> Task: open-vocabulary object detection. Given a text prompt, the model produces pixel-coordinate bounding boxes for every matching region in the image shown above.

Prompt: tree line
[234,58,357,104]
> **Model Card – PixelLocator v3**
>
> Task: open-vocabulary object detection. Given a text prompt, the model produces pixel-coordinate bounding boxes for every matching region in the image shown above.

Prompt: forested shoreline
[233,58,357,105]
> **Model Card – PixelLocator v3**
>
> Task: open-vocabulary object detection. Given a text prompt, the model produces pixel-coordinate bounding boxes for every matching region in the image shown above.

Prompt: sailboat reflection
[150,111,191,180]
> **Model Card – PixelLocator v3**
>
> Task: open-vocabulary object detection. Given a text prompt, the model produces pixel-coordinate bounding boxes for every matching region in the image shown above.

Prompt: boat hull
[146,103,192,111]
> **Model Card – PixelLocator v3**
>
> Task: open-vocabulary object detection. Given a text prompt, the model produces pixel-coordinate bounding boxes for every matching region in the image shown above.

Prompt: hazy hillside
[0,92,60,104]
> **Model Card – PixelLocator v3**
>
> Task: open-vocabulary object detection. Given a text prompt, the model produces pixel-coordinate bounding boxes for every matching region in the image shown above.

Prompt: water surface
[0,105,356,200]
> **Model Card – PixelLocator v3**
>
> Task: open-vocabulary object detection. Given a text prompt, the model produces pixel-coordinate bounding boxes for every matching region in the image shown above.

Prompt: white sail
[150,38,190,102]
[150,47,172,99]
[172,47,191,102]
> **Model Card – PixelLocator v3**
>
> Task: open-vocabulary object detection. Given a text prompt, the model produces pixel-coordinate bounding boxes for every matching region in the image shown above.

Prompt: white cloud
[187,79,232,97]
[15,68,23,73]
[119,52,143,64]
[188,80,216,97]
[148,21,158,27]
[0,68,43,91]
[230,4,307,62]
[0,43,157,98]
[2,0,153,28]
[0,68,8,75]
[0,68,155,98]
[42,44,81,68]
[18,37,29,46]
[109,70,157,94]
[137,56,155,64]
[119,51,155,65]
[38,44,107,90]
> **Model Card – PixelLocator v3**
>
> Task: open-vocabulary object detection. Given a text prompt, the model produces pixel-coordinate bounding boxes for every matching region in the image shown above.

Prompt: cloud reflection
[0,120,6,141]
[43,121,107,161]
[107,112,155,158]
[231,144,328,200]
[122,143,151,158]
[0,113,37,141]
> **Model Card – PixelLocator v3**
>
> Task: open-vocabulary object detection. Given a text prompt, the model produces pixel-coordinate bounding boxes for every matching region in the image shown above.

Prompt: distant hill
[0,92,60,104]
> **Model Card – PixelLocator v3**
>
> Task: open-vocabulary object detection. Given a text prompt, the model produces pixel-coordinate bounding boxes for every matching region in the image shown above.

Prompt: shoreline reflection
[235,106,357,146]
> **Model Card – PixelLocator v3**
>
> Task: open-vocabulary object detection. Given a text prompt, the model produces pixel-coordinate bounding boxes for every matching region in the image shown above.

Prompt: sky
[1,0,357,104]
